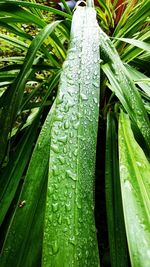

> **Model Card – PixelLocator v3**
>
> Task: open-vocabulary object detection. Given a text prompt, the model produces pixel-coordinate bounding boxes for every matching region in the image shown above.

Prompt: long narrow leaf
[0,20,60,165]
[43,5,100,267]
[0,1,72,20]
[0,3,45,28]
[0,33,29,50]
[105,112,128,267]
[99,28,150,151]
[115,37,150,53]
[0,120,39,225]
[119,110,150,267]
[0,104,54,267]
[0,21,32,41]
[113,0,150,38]
[17,173,48,267]
[125,64,150,98]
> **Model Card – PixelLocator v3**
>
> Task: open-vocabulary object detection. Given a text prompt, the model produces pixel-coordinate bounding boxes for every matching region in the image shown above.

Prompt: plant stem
[87,0,94,8]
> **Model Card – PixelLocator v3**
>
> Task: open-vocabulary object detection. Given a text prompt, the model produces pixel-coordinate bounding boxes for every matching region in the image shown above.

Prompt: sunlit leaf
[0,20,60,164]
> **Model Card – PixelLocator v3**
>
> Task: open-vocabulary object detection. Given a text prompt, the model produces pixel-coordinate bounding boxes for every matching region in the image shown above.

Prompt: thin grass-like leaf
[119,110,150,267]
[97,0,113,24]
[0,20,60,165]
[0,57,25,63]
[0,3,45,28]
[115,37,150,53]
[60,0,72,15]
[0,33,29,50]
[113,0,149,38]
[0,1,72,20]
[99,28,150,151]
[125,64,150,98]
[0,21,32,41]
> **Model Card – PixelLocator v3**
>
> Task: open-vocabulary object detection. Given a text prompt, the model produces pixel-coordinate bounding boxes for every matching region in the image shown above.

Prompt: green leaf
[0,104,54,267]
[119,110,150,267]
[97,0,113,25]
[0,3,45,28]
[0,119,39,225]
[60,0,72,15]
[99,28,150,152]
[18,174,48,267]
[0,33,29,50]
[0,1,72,20]
[113,0,150,38]
[0,20,60,165]
[0,21,32,41]
[105,112,128,267]
[115,37,150,53]
[43,6,100,267]
[125,64,150,98]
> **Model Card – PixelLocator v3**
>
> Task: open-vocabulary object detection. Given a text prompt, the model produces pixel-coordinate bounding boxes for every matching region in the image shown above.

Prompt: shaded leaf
[0,119,39,225]
[105,112,128,267]
[119,110,150,267]
[0,104,54,267]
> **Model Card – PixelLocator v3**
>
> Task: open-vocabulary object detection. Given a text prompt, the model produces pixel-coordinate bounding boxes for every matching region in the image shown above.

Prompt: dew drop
[73,121,80,130]
[54,115,63,122]
[52,166,60,176]
[49,186,53,195]
[81,93,88,101]
[65,202,71,211]
[70,131,74,138]
[58,215,62,225]
[74,149,78,156]
[53,194,58,201]
[68,79,74,85]
[93,81,99,87]
[93,97,98,104]
[77,201,82,209]
[51,144,59,153]
[72,183,76,189]
[58,135,67,144]
[48,214,53,223]
[63,147,67,153]
[56,94,64,104]
[52,241,59,255]
[52,203,59,212]
[66,217,70,226]
[66,170,77,181]
[58,156,65,164]
[85,80,90,85]
[69,236,76,245]
[64,121,69,129]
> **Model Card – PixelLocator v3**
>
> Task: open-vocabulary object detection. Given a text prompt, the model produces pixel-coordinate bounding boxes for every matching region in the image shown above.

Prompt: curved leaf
[119,110,150,267]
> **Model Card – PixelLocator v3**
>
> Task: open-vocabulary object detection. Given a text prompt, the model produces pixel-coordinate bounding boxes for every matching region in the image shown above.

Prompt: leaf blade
[119,110,150,267]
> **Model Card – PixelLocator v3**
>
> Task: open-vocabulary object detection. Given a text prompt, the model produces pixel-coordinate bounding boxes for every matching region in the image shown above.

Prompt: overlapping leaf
[105,112,128,267]
[0,118,39,226]
[119,110,150,267]
[100,28,150,152]
[0,103,54,267]
[0,20,60,164]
